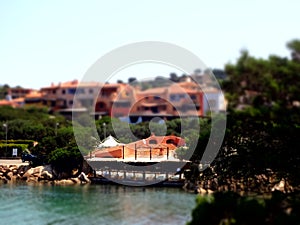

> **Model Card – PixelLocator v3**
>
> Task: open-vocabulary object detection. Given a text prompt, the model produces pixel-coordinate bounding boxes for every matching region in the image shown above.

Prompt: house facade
[40,80,101,113]
[128,81,204,121]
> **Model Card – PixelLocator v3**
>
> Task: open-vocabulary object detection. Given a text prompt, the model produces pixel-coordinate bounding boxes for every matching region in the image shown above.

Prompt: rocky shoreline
[2,163,299,196]
[183,168,299,195]
[0,164,91,185]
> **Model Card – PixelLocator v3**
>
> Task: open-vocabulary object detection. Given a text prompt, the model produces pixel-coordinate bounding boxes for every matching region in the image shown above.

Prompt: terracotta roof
[138,87,167,95]
[42,80,103,89]
[0,98,24,107]
[25,91,42,98]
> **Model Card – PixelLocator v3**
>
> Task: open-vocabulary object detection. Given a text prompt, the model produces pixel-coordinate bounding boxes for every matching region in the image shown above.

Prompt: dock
[86,157,190,187]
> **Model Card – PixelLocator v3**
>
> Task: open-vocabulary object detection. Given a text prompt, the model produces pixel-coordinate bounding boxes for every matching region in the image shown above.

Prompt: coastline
[0,160,185,188]
[0,161,91,186]
[2,160,299,196]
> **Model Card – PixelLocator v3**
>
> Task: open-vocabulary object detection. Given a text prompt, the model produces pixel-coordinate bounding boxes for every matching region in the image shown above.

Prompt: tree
[128,77,137,84]
[287,39,300,62]
[169,72,179,82]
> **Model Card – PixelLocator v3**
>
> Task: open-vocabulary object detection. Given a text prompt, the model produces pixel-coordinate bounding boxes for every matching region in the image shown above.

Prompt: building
[8,87,33,99]
[40,80,101,114]
[128,81,204,121]
[0,98,24,108]
[202,87,226,115]
[24,91,44,107]
[94,83,135,118]
[90,134,185,160]
[19,78,226,120]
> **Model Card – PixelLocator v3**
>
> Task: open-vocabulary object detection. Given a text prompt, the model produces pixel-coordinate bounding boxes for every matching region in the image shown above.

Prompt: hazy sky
[1,0,299,89]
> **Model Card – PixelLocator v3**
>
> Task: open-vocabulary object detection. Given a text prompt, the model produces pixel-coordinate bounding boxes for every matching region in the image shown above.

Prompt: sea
[0,183,196,225]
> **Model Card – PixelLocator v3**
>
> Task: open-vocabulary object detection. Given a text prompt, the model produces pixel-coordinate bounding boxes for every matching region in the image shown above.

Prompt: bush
[0,143,29,157]
[187,191,300,225]
[48,147,83,174]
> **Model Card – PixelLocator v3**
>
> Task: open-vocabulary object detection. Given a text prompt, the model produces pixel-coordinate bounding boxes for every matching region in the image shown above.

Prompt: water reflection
[0,184,196,225]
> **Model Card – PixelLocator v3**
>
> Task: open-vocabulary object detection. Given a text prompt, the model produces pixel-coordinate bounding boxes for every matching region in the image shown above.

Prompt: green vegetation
[0,107,81,171]
[0,84,9,99]
[187,191,300,225]
[188,39,300,224]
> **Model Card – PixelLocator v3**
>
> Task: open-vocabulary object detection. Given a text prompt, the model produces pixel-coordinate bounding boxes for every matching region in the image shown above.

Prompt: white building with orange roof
[90,134,185,160]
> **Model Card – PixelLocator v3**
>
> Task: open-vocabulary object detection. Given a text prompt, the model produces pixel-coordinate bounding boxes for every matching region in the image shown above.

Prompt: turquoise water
[0,183,196,225]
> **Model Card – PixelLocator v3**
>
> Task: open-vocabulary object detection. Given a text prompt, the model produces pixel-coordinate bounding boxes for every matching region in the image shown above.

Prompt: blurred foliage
[213,39,300,185]
[48,146,83,174]
[187,191,300,225]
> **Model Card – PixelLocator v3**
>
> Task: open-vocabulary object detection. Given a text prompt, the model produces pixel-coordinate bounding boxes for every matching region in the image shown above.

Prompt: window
[77,88,85,94]
[166,139,175,144]
[151,106,158,113]
[62,89,66,94]
[68,88,76,95]
[149,139,157,144]
[97,102,106,109]
[190,95,196,100]
[170,94,177,101]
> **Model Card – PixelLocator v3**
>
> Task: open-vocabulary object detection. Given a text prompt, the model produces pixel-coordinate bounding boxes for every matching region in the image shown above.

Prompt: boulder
[6,171,14,180]
[197,187,207,194]
[0,176,9,183]
[78,172,91,183]
[70,177,81,184]
[26,176,39,183]
[9,165,18,171]
[54,179,75,185]
[40,171,53,180]
[22,166,44,178]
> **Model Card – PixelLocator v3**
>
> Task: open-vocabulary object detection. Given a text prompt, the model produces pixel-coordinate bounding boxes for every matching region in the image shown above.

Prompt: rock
[9,165,18,171]
[72,169,79,176]
[23,166,44,178]
[272,179,285,192]
[6,171,14,180]
[55,179,75,185]
[26,176,38,183]
[70,177,81,184]
[78,172,91,183]
[207,189,214,194]
[197,187,207,194]
[40,171,53,180]
[0,176,9,183]
[58,172,71,180]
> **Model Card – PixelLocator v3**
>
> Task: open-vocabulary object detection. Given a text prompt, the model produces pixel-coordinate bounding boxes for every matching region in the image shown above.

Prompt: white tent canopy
[98,135,124,148]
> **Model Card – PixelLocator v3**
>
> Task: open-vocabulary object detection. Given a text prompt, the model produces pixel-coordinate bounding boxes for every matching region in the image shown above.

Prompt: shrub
[187,191,300,225]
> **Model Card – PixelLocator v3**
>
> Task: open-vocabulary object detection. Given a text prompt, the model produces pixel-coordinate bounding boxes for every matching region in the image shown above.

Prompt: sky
[0,0,300,89]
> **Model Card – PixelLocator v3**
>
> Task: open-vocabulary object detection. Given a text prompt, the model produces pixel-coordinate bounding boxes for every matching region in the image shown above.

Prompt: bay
[0,183,196,225]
